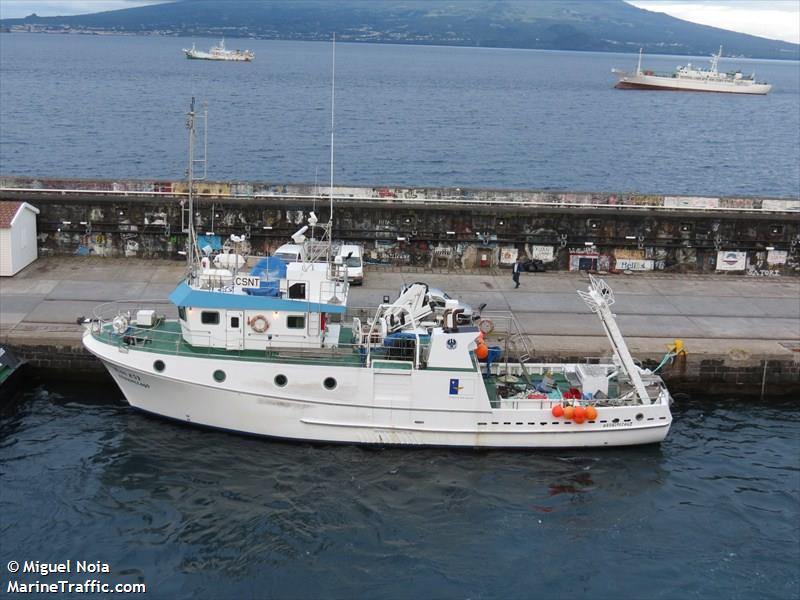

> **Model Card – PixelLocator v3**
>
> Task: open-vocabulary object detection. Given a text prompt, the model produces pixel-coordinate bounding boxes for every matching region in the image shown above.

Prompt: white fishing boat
[183,39,254,62]
[82,229,673,447]
[82,51,674,448]
[612,47,771,95]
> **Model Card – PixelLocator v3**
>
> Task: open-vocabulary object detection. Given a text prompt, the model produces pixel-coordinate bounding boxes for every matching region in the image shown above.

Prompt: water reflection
[1,383,797,599]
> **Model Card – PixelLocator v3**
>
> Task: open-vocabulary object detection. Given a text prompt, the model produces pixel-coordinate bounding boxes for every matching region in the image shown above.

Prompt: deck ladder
[507,332,534,386]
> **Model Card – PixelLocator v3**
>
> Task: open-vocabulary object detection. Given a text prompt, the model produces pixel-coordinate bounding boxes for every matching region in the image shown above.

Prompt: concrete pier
[1,176,798,274]
[2,256,798,397]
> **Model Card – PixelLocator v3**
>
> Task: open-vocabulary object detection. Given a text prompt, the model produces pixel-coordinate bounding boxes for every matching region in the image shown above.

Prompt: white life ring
[478,318,495,335]
[250,314,269,333]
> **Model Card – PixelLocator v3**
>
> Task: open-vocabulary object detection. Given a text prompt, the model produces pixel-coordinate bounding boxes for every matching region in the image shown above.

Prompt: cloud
[628,1,800,44]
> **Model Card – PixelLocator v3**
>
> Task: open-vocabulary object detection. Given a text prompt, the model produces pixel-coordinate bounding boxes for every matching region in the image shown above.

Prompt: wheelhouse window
[230,316,240,328]
[201,311,220,325]
[178,307,187,321]
[287,315,305,329]
[288,282,307,299]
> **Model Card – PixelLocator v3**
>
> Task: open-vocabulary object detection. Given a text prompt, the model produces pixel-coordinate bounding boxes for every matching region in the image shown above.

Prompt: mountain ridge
[2,0,797,60]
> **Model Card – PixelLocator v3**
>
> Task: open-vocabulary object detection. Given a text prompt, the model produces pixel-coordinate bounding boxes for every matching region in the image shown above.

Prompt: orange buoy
[551,404,564,417]
[586,406,598,420]
[573,406,586,424]
[475,344,489,360]
[563,405,574,420]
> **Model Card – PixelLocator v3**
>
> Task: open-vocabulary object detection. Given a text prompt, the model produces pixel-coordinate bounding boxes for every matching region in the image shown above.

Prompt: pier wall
[9,334,799,399]
[2,176,799,275]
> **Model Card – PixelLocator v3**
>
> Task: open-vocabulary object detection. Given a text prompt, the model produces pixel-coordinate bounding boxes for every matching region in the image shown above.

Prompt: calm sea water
[1,381,798,599]
[1,34,799,599]
[1,34,799,197]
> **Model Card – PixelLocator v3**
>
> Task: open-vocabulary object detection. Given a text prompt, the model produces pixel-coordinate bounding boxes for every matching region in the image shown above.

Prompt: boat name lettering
[602,421,633,429]
[234,275,261,288]
[111,365,151,389]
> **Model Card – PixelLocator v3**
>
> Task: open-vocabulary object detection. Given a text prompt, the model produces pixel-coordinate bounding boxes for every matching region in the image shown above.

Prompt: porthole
[213,369,226,383]
[636,413,644,421]
[323,377,337,390]
[154,360,165,372]
[275,374,288,387]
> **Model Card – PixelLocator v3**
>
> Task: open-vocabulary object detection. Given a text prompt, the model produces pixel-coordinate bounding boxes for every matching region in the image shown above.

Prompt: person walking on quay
[512,257,522,289]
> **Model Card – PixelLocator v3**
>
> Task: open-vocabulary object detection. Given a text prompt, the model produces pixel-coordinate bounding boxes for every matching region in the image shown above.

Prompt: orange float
[475,344,489,360]
[551,404,564,417]
[586,406,598,420]
[573,406,586,424]
[563,405,574,420]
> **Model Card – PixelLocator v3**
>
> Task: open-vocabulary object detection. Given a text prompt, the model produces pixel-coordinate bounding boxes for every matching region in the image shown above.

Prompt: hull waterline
[614,79,771,94]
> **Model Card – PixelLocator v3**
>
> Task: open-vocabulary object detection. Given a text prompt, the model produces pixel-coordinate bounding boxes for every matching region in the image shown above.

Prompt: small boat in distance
[183,39,254,62]
[612,47,771,95]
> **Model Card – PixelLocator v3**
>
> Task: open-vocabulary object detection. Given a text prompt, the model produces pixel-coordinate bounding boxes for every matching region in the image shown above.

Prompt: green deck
[93,322,437,369]
[95,321,365,367]
[372,360,413,370]
[0,365,12,386]
[95,321,622,404]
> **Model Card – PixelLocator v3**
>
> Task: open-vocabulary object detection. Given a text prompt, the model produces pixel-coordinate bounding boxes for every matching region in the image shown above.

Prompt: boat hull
[85,332,671,448]
[185,53,252,62]
[614,74,771,95]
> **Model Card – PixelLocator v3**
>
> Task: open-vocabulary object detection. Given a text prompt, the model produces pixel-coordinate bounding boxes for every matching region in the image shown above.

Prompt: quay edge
[1,256,798,399]
[4,326,799,399]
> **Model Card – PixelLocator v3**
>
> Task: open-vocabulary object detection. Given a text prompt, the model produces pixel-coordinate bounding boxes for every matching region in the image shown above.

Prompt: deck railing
[88,300,423,366]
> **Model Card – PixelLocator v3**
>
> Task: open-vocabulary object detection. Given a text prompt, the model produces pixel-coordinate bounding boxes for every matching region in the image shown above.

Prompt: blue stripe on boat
[168,282,347,313]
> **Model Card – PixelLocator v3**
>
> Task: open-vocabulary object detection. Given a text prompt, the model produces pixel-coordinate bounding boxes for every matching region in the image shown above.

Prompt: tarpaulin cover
[246,257,287,297]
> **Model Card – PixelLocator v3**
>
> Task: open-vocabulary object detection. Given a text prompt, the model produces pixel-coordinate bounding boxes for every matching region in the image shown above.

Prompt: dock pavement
[1,257,798,395]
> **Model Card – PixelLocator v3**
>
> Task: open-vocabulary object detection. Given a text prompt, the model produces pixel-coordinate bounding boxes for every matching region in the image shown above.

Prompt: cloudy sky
[628,1,800,43]
[1,1,798,44]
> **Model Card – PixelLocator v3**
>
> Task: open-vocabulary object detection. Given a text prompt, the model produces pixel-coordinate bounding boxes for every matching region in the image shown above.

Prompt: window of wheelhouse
[178,306,187,321]
[288,282,307,299]
[201,311,220,325]
[287,315,306,329]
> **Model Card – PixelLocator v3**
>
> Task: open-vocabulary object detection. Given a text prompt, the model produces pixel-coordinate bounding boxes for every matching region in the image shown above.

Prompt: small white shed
[0,201,40,276]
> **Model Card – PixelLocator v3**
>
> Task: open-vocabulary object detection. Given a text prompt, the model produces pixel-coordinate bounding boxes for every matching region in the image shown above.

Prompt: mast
[328,33,336,264]
[636,48,643,75]
[710,46,722,73]
[184,97,208,276]
[186,98,196,272]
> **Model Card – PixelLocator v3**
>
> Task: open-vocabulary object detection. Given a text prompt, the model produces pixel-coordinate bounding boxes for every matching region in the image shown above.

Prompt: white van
[337,244,364,285]
[273,243,305,264]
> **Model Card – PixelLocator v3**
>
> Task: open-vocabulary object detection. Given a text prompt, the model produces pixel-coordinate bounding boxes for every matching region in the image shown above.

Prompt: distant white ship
[612,47,771,95]
[183,39,254,62]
